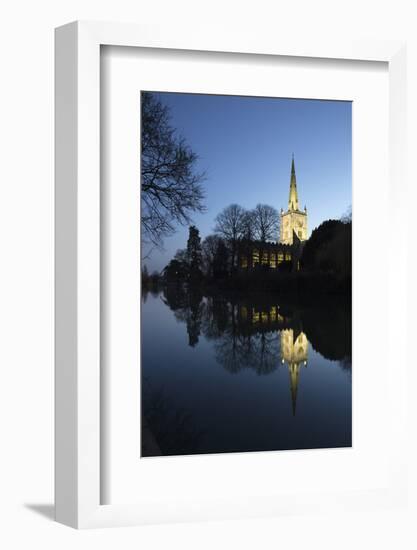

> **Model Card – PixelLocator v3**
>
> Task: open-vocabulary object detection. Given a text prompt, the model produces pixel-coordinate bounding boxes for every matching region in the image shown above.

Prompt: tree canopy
[301,219,351,278]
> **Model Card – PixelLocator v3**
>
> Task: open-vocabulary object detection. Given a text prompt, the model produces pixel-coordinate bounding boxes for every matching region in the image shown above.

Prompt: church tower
[279,155,308,245]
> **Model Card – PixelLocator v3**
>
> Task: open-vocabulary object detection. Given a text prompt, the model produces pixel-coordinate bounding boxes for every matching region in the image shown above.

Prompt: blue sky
[143,92,351,272]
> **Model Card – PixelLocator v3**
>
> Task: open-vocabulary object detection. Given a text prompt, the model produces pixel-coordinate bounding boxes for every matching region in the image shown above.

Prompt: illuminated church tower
[279,155,308,245]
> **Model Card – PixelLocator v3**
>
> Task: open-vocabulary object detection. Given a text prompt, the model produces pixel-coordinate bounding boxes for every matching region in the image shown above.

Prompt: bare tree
[252,203,279,242]
[214,204,246,271]
[141,92,206,252]
[241,209,257,241]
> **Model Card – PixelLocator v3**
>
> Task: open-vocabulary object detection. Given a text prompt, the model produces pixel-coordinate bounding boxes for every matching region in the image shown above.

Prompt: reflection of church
[280,329,308,415]
[237,155,308,271]
[239,301,310,415]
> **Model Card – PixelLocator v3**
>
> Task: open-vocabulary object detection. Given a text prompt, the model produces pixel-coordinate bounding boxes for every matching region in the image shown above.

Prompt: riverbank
[202,270,351,299]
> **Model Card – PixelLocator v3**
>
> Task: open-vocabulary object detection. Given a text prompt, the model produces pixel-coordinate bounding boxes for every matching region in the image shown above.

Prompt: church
[237,155,308,271]
[280,155,308,245]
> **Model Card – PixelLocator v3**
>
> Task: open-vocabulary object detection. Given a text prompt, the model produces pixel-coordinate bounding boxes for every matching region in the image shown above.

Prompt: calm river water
[141,287,351,457]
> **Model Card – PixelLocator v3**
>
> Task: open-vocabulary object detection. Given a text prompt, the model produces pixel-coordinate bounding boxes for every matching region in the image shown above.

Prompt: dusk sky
[142,92,352,273]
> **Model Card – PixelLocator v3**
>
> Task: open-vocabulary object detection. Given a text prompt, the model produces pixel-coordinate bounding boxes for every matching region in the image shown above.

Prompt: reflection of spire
[280,328,308,416]
[288,363,300,416]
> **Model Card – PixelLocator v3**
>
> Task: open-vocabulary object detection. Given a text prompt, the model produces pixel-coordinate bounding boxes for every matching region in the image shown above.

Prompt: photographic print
[141,91,352,457]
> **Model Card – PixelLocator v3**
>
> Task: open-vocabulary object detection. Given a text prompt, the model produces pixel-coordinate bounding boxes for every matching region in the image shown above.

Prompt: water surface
[141,287,351,457]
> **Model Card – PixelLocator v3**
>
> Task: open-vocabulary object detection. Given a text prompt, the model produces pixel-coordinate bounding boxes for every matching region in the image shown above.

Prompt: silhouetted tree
[212,239,230,279]
[252,203,280,242]
[163,259,188,283]
[201,234,222,277]
[141,92,206,252]
[186,225,203,282]
[301,219,351,279]
[241,209,257,241]
[214,204,246,271]
[174,248,189,265]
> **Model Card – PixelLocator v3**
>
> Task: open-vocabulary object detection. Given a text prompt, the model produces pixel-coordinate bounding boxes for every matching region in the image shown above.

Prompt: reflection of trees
[201,296,229,340]
[186,289,204,347]
[338,356,352,373]
[162,285,204,347]
[142,380,206,457]
[161,286,351,373]
[142,287,149,304]
[203,297,283,375]
[300,300,351,366]
[214,330,280,375]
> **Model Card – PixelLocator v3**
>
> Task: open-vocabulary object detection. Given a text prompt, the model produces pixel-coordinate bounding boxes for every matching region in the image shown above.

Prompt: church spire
[288,154,299,211]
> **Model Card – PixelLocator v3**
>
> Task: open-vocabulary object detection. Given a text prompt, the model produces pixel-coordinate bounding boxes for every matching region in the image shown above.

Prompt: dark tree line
[301,219,351,280]
[162,199,280,285]
[159,212,351,295]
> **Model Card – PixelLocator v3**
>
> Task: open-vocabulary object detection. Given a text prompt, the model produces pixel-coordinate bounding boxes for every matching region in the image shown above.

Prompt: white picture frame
[55,21,407,529]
